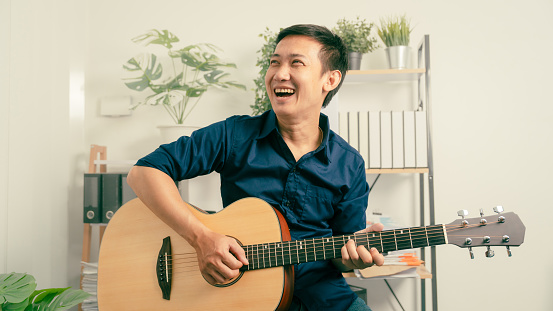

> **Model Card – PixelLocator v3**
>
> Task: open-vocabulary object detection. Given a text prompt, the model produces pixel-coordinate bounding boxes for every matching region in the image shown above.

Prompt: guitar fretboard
[241,225,446,271]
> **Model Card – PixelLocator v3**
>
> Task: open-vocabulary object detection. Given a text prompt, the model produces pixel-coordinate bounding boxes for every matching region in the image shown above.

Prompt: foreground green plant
[123,29,246,124]
[0,272,90,311]
[377,15,413,47]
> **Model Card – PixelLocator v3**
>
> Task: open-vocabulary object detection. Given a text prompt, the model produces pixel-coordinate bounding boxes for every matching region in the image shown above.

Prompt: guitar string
[161,221,502,262]
[158,221,507,271]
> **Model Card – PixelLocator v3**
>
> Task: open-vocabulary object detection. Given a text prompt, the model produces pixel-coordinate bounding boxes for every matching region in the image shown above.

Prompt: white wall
[3,0,552,310]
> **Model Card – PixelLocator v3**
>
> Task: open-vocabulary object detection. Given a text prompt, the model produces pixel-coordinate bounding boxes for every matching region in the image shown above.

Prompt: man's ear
[323,70,342,92]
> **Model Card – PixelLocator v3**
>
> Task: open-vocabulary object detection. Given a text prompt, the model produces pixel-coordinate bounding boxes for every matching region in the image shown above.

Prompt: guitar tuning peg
[485,246,495,258]
[468,247,474,259]
[493,206,504,214]
[457,210,468,218]
[479,208,484,217]
[457,210,469,227]
[506,246,512,257]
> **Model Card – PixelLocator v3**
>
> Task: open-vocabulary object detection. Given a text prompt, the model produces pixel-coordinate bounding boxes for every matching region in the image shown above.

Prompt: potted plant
[377,15,413,69]
[123,29,246,141]
[0,272,90,310]
[332,17,379,70]
[251,27,279,115]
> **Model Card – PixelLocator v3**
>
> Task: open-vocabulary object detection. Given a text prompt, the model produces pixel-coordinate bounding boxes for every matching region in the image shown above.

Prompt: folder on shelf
[391,111,404,168]
[339,111,349,143]
[83,174,102,223]
[358,111,369,169]
[415,111,428,168]
[348,111,359,152]
[101,174,121,224]
[368,111,381,169]
[403,111,416,168]
[380,111,393,169]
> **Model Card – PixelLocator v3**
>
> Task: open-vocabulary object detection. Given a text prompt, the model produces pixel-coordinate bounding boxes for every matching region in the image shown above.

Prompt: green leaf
[2,297,29,311]
[123,53,163,91]
[186,87,207,98]
[27,288,90,311]
[0,273,37,304]
[131,29,179,49]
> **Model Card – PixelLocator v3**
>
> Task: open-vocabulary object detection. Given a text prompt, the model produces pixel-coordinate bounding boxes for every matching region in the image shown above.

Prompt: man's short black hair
[276,24,348,108]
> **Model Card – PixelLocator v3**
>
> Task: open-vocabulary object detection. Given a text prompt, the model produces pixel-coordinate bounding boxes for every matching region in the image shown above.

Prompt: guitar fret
[242,224,447,271]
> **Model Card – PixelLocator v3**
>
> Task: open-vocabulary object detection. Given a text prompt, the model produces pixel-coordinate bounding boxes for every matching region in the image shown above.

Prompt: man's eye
[270,60,279,65]
[292,60,304,65]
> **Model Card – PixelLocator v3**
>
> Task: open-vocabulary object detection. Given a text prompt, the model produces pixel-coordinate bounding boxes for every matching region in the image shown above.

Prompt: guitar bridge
[156,236,172,300]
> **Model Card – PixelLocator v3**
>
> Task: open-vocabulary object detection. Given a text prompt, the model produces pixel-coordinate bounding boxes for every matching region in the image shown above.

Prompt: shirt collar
[257,110,331,164]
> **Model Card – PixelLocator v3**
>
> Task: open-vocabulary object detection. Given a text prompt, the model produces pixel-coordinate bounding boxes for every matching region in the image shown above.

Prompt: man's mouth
[274,88,295,97]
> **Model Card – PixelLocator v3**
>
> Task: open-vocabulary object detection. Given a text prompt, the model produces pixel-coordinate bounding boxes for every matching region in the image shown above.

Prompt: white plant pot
[157,125,200,144]
[385,46,411,69]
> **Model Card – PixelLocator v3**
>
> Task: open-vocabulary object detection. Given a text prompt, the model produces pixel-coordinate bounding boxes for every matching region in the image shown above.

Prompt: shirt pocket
[300,184,335,226]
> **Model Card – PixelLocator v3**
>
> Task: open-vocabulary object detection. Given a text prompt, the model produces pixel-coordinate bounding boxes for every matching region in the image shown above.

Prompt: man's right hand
[193,229,249,285]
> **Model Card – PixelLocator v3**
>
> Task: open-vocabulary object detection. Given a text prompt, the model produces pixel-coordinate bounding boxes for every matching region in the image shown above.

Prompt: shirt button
[285,201,290,207]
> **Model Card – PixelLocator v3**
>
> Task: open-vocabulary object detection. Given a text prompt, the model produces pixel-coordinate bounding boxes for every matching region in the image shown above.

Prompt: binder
[391,111,404,168]
[358,111,369,169]
[368,111,381,169]
[339,111,349,142]
[348,111,359,152]
[403,111,416,168]
[121,174,137,205]
[101,173,122,223]
[83,174,102,223]
[415,111,428,168]
[380,111,393,169]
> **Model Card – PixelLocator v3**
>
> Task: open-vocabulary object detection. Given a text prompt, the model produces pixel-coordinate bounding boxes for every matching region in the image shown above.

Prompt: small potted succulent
[332,17,379,70]
[377,15,413,69]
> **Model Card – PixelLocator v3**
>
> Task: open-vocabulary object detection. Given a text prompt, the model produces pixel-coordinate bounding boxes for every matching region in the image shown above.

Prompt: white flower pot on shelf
[385,46,411,69]
[157,125,200,144]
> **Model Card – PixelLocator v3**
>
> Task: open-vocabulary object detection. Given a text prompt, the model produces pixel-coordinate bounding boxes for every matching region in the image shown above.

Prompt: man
[127,24,384,311]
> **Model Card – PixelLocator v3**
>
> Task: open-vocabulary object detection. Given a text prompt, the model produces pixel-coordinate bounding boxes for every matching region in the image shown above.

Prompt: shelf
[345,68,426,83]
[365,168,429,174]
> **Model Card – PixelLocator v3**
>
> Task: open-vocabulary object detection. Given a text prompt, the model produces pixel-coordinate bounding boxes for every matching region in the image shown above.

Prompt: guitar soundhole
[208,235,245,288]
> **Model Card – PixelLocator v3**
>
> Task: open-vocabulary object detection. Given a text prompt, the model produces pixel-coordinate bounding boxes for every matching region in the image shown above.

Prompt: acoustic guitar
[97,198,525,310]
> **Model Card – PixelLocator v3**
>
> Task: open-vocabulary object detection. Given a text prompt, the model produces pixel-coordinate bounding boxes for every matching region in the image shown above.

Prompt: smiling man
[127,24,383,311]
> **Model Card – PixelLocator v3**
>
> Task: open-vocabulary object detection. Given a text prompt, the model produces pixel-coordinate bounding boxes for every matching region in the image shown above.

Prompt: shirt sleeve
[135,119,230,181]
[329,160,369,235]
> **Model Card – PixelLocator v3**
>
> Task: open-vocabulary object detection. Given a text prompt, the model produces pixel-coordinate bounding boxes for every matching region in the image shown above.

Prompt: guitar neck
[241,224,447,271]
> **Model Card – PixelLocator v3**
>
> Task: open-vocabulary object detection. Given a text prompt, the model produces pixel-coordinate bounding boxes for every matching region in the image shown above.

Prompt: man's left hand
[339,223,385,270]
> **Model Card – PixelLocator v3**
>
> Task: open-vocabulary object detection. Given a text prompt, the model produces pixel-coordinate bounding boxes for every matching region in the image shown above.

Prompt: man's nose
[273,65,291,81]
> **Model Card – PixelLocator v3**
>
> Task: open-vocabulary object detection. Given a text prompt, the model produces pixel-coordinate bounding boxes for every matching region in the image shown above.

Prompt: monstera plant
[0,272,90,311]
[123,29,246,124]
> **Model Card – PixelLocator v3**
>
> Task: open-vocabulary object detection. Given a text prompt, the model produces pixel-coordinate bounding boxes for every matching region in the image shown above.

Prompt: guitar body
[98,198,293,311]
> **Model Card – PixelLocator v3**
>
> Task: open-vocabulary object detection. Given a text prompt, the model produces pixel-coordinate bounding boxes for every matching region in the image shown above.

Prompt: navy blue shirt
[136,110,369,311]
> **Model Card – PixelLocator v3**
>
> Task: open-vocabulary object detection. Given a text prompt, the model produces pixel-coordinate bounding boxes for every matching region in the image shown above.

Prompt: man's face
[265,35,333,120]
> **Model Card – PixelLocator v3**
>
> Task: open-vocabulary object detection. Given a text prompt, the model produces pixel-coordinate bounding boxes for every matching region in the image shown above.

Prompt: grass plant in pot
[377,15,413,69]
[123,29,246,142]
[333,17,379,70]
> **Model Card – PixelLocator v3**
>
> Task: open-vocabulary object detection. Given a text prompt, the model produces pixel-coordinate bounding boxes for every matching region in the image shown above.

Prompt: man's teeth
[275,88,295,94]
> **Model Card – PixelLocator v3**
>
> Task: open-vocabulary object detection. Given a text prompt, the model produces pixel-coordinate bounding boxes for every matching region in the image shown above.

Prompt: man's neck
[277,118,323,162]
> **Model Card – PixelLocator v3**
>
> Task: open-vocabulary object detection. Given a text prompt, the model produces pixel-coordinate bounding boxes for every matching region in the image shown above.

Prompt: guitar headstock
[445,207,525,258]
